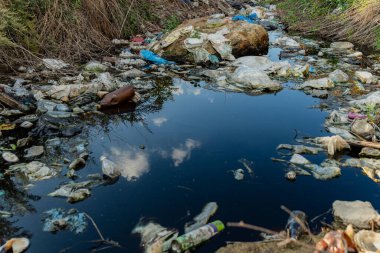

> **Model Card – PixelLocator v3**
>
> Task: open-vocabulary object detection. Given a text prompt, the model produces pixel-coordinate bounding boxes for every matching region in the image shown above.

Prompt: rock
[43,58,69,70]
[355,71,377,84]
[333,200,379,229]
[330,42,354,51]
[230,67,282,91]
[17,137,32,148]
[351,119,375,140]
[120,69,146,79]
[290,154,310,165]
[298,78,334,89]
[328,69,349,83]
[24,145,44,158]
[2,152,19,163]
[69,158,86,170]
[305,164,341,180]
[273,36,300,48]
[359,147,380,158]
[285,171,297,181]
[20,121,33,129]
[152,17,268,63]
[83,61,108,72]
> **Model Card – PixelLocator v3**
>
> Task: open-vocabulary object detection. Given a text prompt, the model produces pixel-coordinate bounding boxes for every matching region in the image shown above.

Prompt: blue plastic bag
[232,14,257,24]
[140,50,175,65]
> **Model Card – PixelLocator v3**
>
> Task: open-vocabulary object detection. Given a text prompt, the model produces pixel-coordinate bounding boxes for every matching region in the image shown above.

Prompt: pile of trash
[133,202,223,253]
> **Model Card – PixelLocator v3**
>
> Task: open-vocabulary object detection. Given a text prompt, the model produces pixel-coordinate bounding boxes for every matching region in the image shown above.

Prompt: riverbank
[1,1,380,253]
[272,0,380,51]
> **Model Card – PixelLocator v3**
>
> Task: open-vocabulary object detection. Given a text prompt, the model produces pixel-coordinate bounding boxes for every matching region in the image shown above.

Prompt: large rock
[333,200,379,229]
[230,67,282,91]
[152,17,268,63]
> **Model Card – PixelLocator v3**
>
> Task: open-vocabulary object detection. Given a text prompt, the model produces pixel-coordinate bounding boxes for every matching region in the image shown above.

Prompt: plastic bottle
[171,220,225,253]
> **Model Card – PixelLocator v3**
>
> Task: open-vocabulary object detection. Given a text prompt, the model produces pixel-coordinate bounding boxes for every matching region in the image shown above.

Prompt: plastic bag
[140,50,175,65]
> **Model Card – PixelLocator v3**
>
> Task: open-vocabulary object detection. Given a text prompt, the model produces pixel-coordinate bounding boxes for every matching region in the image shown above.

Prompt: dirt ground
[216,240,315,253]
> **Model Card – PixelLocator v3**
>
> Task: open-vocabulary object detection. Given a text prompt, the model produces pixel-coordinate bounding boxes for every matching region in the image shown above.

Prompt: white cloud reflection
[171,139,201,167]
[152,117,168,127]
[109,147,150,181]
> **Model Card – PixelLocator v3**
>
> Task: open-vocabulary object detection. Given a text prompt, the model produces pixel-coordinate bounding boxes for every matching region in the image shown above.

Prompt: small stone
[20,121,33,129]
[45,138,61,147]
[72,107,85,114]
[17,137,33,148]
[359,147,380,158]
[69,158,86,170]
[285,171,296,181]
[97,91,109,98]
[2,152,19,163]
[318,51,324,57]
[24,146,44,158]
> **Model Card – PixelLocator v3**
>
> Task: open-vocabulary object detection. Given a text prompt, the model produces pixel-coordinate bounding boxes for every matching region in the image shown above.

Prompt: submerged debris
[42,208,87,234]
[133,221,178,253]
[48,180,97,203]
[314,135,350,156]
[0,238,30,253]
[232,169,244,180]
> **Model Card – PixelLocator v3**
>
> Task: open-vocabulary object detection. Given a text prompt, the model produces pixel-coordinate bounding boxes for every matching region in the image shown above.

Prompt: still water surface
[14,76,380,252]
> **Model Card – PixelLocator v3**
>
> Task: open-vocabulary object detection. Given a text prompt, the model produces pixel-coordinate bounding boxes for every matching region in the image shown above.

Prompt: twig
[227,221,280,236]
[119,0,137,37]
[227,221,315,250]
[311,209,332,223]
[84,213,105,241]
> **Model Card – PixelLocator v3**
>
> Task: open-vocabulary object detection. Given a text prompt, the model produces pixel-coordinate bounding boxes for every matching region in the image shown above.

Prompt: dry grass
[279,0,380,50]
[0,0,232,68]
[318,0,380,49]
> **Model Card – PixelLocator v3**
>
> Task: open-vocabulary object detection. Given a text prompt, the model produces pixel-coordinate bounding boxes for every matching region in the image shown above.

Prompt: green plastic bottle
[171,220,225,253]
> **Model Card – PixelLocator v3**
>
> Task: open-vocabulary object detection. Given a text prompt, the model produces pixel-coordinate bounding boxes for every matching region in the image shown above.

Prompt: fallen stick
[227,221,315,250]
[0,93,29,111]
[347,140,380,149]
